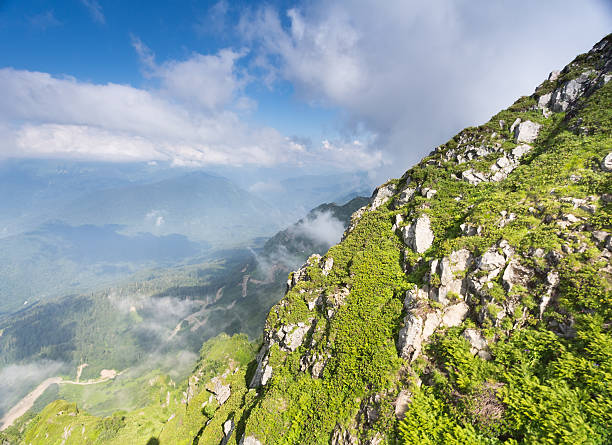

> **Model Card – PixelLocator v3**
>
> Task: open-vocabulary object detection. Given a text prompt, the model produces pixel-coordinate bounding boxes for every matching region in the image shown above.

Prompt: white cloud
[158,49,247,110]
[291,210,345,247]
[15,124,163,162]
[240,0,612,174]
[80,0,105,24]
[314,138,385,171]
[0,360,65,415]
[132,36,248,111]
[0,44,380,169]
[2,2,610,175]
[0,67,301,167]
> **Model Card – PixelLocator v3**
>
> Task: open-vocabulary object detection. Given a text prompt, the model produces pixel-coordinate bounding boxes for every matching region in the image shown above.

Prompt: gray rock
[311,357,326,378]
[511,144,533,159]
[513,120,541,144]
[448,248,473,272]
[478,250,506,277]
[224,419,234,436]
[498,211,517,228]
[370,183,397,210]
[539,270,559,317]
[601,152,612,172]
[394,390,411,419]
[404,286,429,308]
[462,328,488,355]
[462,169,487,185]
[241,436,262,445]
[593,230,610,243]
[394,186,416,208]
[442,302,469,327]
[402,214,434,254]
[322,257,334,276]
[249,346,273,388]
[433,249,471,305]
[502,260,533,292]
[538,92,552,110]
[209,377,231,405]
[422,312,442,339]
[283,323,311,351]
[548,70,560,81]
[549,71,593,112]
[392,214,404,231]
[398,314,423,361]
[460,223,481,236]
[331,426,359,445]
[495,156,511,169]
[509,118,521,134]
[421,187,437,199]
[221,419,235,445]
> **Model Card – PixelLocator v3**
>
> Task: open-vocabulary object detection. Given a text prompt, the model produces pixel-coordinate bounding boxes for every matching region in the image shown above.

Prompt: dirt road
[0,369,120,431]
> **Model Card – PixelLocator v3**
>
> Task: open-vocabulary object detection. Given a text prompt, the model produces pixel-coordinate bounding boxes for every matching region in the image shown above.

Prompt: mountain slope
[5,34,612,444]
[232,34,612,444]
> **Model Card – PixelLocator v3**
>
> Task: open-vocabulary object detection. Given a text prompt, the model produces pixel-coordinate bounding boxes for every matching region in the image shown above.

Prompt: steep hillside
[5,35,611,444]
[230,34,612,444]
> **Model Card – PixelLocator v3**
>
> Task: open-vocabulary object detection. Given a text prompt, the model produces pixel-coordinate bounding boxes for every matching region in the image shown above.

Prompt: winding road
[0,368,120,431]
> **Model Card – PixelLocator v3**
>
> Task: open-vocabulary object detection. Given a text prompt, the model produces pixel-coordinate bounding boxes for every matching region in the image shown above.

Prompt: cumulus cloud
[2,1,610,175]
[0,50,379,169]
[0,67,299,166]
[240,0,612,174]
[132,36,249,110]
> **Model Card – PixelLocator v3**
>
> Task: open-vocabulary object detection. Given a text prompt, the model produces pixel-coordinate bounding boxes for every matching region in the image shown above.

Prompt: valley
[0,194,368,439]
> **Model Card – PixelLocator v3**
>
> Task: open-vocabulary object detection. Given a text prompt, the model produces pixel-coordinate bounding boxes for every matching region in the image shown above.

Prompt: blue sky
[0,0,611,180]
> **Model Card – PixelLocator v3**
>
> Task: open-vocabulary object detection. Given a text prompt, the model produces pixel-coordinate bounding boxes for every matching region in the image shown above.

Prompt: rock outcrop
[401,214,434,254]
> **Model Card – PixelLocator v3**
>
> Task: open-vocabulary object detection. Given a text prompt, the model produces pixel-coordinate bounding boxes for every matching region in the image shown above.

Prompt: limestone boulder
[549,72,592,112]
[397,314,423,361]
[370,183,397,210]
[462,169,487,185]
[513,120,541,144]
[441,302,469,327]
[402,214,434,254]
[209,377,231,405]
[240,436,262,445]
[502,260,533,292]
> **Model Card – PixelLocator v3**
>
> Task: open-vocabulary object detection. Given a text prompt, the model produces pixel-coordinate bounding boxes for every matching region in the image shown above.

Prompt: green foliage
[239,211,408,443]
[399,389,505,445]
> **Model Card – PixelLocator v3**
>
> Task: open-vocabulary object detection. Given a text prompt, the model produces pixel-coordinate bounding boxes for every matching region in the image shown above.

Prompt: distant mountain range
[0,160,371,315]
